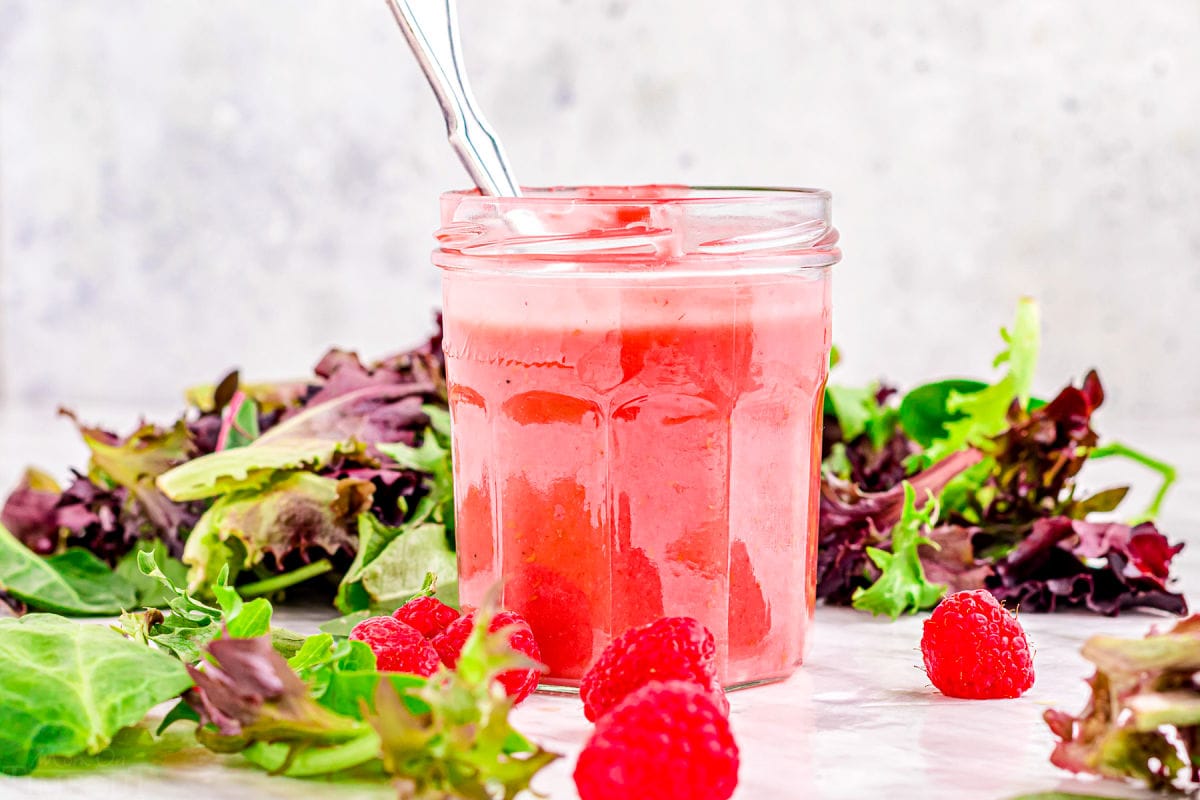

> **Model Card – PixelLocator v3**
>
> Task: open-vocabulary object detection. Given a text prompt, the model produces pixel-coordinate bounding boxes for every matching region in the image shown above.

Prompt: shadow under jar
[434,185,840,689]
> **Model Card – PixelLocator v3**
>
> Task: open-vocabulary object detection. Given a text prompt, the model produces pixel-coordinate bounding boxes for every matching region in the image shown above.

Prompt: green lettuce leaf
[0,614,194,775]
[852,482,946,619]
[118,551,281,663]
[335,512,457,614]
[898,379,988,448]
[376,408,455,533]
[113,540,189,609]
[0,524,133,615]
[156,440,361,502]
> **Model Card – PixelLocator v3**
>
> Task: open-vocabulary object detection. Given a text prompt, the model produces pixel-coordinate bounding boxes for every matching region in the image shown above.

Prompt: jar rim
[441,184,832,208]
[436,184,840,271]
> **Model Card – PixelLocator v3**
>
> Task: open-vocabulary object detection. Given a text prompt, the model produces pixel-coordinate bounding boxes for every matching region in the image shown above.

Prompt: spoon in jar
[384,0,522,197]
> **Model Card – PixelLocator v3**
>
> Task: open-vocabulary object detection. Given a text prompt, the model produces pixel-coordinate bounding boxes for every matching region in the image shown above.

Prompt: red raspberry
[580,616,728,722]
[349,616,440,676]
[393,595,460,639]
[573,680,739,800]
[921,589,1035,699]
[432,610,543,704]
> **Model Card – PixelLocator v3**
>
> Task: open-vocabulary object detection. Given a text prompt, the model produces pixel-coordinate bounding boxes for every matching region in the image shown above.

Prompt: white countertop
[2,404,1198,800]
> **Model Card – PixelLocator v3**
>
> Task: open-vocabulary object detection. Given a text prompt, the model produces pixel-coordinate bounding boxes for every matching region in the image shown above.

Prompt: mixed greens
[819,298,1185,619]
[0,553,557,795]
[2,324,451,619]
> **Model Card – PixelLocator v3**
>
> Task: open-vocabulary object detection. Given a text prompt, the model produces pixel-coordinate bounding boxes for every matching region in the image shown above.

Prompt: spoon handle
[385,0,521,197]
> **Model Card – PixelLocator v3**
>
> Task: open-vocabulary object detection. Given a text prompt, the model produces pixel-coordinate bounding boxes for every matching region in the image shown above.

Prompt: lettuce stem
[1089,442,1176,523]
[238,559,333,598]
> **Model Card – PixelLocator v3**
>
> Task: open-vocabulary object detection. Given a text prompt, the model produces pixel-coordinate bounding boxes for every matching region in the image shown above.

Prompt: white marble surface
[2,2,1200,418]
[1,404,1198,799]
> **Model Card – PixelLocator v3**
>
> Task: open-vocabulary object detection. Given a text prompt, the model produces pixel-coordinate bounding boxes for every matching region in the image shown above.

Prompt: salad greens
[0,613,193,775]
[0,540,557,795]
[0,523,136,615]
[819,299,1185,617]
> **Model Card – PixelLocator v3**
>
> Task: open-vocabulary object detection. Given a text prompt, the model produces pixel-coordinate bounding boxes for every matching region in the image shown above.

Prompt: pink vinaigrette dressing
[434,186,840,688]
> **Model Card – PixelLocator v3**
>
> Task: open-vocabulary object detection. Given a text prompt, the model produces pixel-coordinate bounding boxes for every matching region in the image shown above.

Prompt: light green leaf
[335,513,456,614]
[423,403,452,439]
[993,296,1041,407]
[825,383,899,451]
[852,483,946,619]
[156,440,359,502]
[378,430,454,532]
[320,611,373,637]
[0,525,132,616]
[226,598,273,639]
[0,614,194,775]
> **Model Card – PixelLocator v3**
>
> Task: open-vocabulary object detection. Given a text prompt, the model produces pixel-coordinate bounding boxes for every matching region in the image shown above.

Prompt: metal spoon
[385,0,521,197]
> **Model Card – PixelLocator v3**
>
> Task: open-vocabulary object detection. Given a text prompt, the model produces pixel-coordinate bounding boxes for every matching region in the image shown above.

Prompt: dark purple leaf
[0,469,62,555]
[988,517,1187,615]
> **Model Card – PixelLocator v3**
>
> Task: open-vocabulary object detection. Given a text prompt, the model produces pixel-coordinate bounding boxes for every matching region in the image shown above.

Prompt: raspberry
[921,589,1035,699]
[573,680,739,800]
[393,595,460,639]
[432,610,543,704]
[580,616,728,722]
[349,616,440,676]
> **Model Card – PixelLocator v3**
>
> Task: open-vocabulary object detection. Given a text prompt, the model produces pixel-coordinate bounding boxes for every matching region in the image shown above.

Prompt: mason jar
[434,185,839,688]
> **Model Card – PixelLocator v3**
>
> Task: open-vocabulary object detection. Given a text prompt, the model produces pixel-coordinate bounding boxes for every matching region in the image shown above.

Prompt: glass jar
[434,185,840,688]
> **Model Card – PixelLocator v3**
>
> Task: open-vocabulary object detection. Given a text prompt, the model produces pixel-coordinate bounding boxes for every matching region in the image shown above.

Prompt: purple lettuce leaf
[917,524,992,594]
[0,468,62,555]
[186,635,364,749]
[988,516,1187,615]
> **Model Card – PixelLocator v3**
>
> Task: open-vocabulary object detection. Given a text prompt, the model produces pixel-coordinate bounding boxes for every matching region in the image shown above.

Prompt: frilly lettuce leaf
[63,412,194,539]
[182,472,371,591]
[851,482,946,619]
[157,439,363,502]
[825,383,899,451]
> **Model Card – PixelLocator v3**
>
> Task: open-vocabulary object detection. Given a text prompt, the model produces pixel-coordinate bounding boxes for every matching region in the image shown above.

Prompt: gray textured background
[1,1,1198,420]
